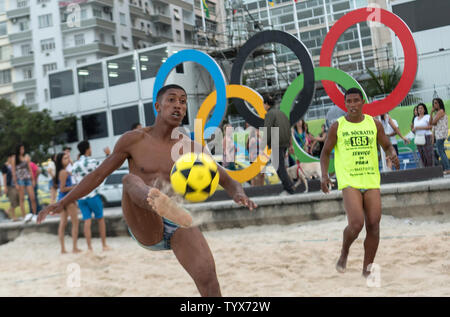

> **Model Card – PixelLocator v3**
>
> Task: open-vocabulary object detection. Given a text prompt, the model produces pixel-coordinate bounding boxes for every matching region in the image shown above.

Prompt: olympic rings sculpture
[153,7,417,183]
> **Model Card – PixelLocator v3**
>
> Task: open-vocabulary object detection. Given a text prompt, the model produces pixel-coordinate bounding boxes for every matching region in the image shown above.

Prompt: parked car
[97,169,128,206]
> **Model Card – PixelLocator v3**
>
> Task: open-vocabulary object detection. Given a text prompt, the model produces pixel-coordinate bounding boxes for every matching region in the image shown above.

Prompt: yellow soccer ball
[170,152,220,202]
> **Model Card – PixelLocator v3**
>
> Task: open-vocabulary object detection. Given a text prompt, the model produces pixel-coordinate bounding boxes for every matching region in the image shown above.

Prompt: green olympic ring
[280,66,368,171]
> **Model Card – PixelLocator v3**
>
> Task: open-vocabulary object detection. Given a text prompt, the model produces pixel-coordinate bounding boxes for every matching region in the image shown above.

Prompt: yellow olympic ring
[195,84,272,183]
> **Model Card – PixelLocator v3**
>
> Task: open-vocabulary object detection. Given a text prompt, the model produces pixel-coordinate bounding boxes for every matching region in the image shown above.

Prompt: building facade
[389,0,450,93]
[44,43,218,158]
[0,0,201,111]
[223,0,394,107]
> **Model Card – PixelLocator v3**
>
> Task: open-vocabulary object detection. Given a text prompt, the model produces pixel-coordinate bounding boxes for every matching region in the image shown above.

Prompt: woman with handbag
[430,98,450,174]
[412,103,434,167]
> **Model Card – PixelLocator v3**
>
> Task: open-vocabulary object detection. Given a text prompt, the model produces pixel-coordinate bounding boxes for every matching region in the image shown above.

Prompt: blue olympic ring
[153,49,227,139]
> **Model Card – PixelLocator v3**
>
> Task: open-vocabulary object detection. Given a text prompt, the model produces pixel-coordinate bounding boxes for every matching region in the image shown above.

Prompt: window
[107,55,135,86]
[75,34,85,46]
[174,9,180,21]
[55,117,78,143]
[112,35,116,46]
[77,63,104,92]
[76,58,87,64]
[0,22,6,36]
[143,102,155,126]
[176,29,181,42]
[49,70,74,99]
[93,8,102,18]
[99,33,105,43]
[19,19,29,31]
[81,8,87,20]
[176,63,184,74]
[82,112,108,140]
[21,43,32,56]
[0,46,10,60]
[0,69,11,84]
[43,63,57,76]
[139,48,167,80]
[25,92,35,104]
[112,105,139,135]
[38,14,53,28]
[17,0,28,8]
[41,38,55,52]
[23,67,33,79]
[121,36,130,49]
[120,13,126,25]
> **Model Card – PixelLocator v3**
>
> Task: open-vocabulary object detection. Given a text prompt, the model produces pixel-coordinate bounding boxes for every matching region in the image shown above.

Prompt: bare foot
[73,248,82,254]
[336,251,348,273]
[147,188,193,227]
[61,250,67,254]
[102,245,112,251]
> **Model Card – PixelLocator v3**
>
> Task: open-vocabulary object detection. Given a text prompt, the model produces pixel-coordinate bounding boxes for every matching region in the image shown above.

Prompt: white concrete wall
[392,25,450,89]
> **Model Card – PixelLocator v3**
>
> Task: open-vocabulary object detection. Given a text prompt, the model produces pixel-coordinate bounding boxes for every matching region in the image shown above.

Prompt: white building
[44,43,219,158]
[1,0,201,111]
[389,0,450,92]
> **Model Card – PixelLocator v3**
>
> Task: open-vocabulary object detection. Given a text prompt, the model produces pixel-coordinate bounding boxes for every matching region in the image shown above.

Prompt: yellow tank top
[335,114,380,190]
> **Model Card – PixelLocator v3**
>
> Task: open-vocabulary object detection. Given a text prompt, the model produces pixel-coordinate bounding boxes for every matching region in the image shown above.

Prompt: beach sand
[0,214,449,297]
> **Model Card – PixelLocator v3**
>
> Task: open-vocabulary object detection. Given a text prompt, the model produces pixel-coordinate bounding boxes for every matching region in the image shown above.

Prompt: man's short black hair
[63,146,72,151]
[263,94,275,107]
[77,140,90,155]
[344,87,364,100]
[156,84,186,103]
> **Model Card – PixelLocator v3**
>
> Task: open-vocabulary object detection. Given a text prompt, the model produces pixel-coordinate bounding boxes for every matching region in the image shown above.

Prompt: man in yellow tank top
[320,88,399,277]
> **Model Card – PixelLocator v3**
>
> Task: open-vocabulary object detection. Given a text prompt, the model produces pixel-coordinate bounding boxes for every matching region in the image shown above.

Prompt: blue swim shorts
[77,195,104,220]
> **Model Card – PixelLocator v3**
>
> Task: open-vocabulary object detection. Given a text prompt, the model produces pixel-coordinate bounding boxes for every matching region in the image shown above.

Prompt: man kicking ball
[38,84,257,296]
[320,87,399,277]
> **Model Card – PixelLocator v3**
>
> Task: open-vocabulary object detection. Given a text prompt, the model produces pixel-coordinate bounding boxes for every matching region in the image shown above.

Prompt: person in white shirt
[72,141,110,252]
[412,103,433,167]
[380,113,410,170]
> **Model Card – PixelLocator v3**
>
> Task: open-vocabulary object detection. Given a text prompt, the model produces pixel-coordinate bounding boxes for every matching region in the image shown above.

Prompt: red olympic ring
[320,8,417,116]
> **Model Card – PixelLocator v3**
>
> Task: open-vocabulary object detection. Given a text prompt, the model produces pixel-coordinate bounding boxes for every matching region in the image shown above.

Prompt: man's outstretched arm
[37,134,133,223]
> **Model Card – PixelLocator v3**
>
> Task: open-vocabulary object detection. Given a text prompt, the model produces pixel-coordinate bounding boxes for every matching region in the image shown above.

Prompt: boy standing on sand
[320,88,400,277]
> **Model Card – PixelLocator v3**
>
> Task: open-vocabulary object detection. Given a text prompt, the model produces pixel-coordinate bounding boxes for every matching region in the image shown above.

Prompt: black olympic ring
[230,30,316,127]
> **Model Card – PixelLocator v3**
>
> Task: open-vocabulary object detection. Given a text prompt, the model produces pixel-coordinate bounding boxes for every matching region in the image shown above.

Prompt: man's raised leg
[337,187,365,273]
[121,174,164,246]
[362,189,382,277]
[171,227,221,297]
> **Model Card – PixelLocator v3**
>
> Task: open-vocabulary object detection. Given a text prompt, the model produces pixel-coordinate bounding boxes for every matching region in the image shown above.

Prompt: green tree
[0,98,76,165]
[362,66,420,98]
[363,66,402,97]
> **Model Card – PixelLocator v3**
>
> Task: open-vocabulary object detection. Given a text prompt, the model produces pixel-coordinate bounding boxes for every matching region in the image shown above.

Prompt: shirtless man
[320,87,399,277]
[38,84,257,296]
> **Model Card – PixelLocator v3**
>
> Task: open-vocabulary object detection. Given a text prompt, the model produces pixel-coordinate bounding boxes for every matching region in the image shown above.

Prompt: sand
[0,214,449,297]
